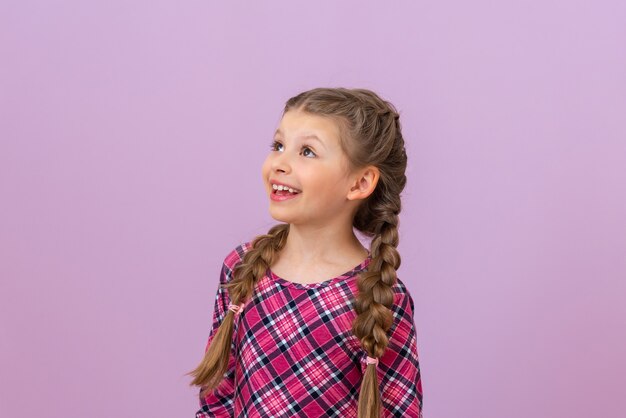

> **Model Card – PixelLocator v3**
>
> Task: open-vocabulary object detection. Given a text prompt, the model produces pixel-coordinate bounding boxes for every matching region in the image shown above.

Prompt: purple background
[1,1,625,417]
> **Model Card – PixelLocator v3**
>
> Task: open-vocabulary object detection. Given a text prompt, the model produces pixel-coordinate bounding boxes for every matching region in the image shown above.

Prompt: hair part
[188,87,408,418]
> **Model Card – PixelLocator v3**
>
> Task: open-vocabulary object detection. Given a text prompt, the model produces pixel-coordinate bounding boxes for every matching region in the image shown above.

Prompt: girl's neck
[281,225,369,265]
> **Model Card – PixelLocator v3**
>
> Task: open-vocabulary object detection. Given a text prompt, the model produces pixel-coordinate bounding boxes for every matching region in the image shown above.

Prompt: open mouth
[271,184,302,195]
[273,188,301,196]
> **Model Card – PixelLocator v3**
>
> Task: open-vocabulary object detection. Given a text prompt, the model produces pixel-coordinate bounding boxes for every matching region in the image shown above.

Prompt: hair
[187,87,408,418]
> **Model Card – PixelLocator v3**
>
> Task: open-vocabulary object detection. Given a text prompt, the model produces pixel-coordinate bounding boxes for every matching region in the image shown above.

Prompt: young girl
[188,87,423,417]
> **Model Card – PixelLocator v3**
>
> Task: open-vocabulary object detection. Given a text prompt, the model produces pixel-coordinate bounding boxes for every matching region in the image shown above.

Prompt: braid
[352,107,406,418]
[353,208,402,418]
[187,223,290,398]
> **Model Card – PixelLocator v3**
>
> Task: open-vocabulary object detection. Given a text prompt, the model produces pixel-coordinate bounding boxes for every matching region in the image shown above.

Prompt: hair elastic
[366,356,379,366]
[228,302,245,315]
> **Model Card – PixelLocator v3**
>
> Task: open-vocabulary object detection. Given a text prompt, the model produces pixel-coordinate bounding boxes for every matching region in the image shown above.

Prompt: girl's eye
[301,146,316,158]
[269,140,316,158]
[269,140,283,152]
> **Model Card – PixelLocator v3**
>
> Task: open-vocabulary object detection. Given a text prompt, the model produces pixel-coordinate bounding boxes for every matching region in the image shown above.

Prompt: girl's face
[261,109,358,226]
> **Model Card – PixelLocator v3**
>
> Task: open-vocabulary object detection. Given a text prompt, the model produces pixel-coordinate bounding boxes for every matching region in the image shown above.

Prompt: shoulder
[391,277,416,314]
[219,241,255,284]
[222,241,252,269]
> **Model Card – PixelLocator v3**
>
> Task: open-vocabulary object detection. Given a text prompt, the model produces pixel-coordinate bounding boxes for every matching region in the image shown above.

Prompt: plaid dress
[195,242,424,417]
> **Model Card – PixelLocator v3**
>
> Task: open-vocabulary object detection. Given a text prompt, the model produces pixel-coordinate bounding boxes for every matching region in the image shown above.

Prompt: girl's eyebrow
[274,129,326,149]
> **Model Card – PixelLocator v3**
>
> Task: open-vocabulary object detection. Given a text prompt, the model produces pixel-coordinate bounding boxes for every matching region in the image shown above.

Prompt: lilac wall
[1,1,624,417]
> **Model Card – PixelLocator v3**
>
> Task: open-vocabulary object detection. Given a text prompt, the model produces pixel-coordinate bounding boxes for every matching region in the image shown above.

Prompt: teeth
[272,184,300,193]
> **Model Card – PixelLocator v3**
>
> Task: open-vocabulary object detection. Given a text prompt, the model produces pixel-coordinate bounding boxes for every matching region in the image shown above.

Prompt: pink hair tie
[366,356,379,366]
[228,302,245,315]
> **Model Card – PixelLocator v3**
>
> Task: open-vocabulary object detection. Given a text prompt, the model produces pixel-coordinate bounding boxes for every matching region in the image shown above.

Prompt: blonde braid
[353,210,402,418]
[187,223,290,398]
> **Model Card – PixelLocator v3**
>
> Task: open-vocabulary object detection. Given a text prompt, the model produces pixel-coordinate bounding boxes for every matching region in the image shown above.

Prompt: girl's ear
[347,165,379,201]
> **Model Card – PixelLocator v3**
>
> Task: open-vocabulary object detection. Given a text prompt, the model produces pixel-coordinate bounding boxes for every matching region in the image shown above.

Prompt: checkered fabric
[195,242,423,417]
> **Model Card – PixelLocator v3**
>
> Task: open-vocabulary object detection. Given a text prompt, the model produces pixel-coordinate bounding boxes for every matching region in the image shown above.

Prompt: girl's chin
[268,213,297,224]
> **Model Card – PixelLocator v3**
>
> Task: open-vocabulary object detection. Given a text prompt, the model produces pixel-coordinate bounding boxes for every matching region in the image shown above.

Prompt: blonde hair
[188,87,408,418]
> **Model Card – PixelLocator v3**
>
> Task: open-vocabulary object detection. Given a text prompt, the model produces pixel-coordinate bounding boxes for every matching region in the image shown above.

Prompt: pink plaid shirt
[195,242,423,417]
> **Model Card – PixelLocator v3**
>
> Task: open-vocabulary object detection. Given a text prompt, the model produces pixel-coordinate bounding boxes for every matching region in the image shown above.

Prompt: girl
[187,87,423,418]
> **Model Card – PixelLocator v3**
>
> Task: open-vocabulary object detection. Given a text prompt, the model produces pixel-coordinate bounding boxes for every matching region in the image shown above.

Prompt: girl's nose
[272,152,291,173]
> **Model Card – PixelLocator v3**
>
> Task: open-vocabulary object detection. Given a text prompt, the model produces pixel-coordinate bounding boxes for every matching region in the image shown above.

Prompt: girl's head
[262,88,406,233]
[189,87,407,418]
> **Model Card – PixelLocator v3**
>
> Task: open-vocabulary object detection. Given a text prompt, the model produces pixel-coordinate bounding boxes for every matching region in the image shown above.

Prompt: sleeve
[195,261,238,418]
[361,285,424,418]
